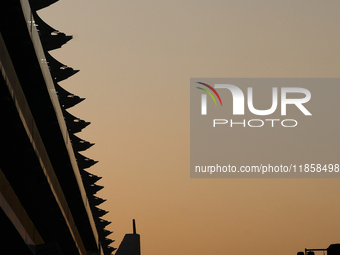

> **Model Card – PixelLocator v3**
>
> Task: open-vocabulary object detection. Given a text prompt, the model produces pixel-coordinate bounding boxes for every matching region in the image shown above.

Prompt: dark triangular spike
[68,121,90,133]
[107,247,117,253]
[92,207,108,217]
[88,195,106,206]
[75,152,98,169]
[54,83,73,97]
[81,158,98,169]
[60,96,85,109]
[52,67,79,82]
[62,110,90,133]
[62,109,80,122]
[101,238,114,246]
[91,196,106,206]
[54,85,86,109]
[80,169,102,185]
[85,184,104,196]
[40,33,73,51]
[32,11,58,35]
[87,184,104,195]
[75,152,97,163]
[99,229,113,238]
[80,169,101,180]
[70,133,94,151]
[96,218,111,228]
[45,51,66,69]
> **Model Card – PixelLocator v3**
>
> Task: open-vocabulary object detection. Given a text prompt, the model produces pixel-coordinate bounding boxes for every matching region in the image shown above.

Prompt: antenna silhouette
[133,219,136,234]
[115,219,141,255]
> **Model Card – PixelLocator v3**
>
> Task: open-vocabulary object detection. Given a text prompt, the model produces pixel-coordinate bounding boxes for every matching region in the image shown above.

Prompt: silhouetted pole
[116,219,141,255]
[133,219,136,234]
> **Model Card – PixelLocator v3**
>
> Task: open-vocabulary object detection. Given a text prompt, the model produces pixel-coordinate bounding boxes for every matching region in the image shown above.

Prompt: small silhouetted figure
[116,219,141,255]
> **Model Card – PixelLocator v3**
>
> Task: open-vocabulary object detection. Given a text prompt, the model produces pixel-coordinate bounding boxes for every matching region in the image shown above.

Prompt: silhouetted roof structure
[0,0,116,254]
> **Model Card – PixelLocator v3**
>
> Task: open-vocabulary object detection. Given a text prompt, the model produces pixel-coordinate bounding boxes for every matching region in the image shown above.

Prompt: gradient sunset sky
[39,1,340,255]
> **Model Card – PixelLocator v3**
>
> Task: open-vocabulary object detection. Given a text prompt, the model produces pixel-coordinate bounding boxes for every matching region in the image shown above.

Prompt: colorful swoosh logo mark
[196,82,223,106]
